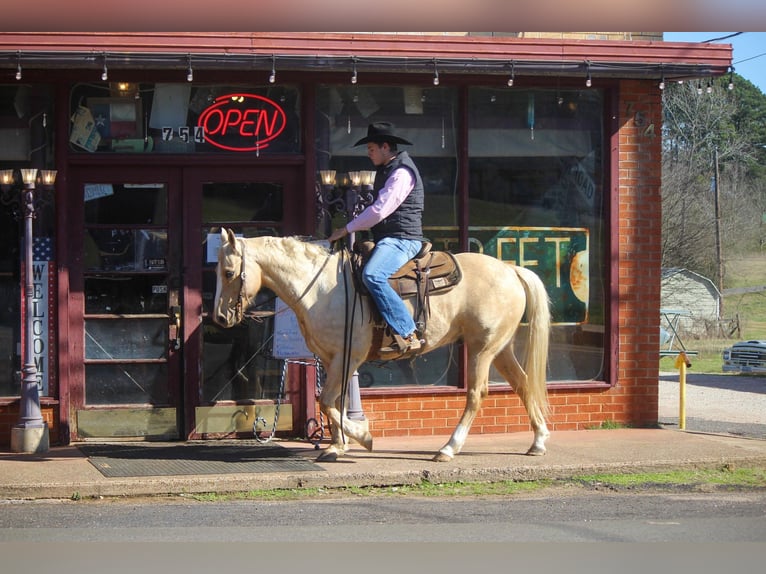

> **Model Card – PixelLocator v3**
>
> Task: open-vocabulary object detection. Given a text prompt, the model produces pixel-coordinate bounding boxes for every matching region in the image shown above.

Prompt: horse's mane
[250,235,334,261]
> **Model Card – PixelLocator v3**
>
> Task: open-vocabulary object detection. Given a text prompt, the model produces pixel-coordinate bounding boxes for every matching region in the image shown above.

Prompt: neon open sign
[197,93,287,152]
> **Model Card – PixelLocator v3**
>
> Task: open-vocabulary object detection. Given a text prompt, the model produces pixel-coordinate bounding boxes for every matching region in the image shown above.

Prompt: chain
[253,358,287,444]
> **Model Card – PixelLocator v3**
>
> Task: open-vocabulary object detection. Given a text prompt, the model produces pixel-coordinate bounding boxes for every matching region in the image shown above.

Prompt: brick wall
[0,404,58,447]
[360,78,663,437]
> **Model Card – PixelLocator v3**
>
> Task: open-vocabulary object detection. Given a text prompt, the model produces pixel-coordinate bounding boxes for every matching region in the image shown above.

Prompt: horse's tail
[514,266,551,418]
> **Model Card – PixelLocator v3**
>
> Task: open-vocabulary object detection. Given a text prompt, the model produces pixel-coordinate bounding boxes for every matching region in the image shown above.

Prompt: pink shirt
[346,166,414,234]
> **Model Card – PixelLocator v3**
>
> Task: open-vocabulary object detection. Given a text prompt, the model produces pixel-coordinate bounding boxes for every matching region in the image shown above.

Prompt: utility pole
[713,147,724,319]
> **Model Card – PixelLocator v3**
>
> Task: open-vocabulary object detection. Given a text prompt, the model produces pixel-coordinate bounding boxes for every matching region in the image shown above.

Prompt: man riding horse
[328,121,426,359]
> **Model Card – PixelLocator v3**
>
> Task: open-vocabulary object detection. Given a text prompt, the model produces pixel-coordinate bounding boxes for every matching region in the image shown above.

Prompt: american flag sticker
[33,237,54,262]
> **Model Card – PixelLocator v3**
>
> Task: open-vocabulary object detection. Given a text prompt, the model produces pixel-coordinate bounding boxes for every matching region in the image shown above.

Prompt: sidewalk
[2,428,766,500]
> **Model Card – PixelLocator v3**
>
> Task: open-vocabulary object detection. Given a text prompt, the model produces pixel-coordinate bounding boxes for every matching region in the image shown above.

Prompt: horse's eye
[225,270,235,280]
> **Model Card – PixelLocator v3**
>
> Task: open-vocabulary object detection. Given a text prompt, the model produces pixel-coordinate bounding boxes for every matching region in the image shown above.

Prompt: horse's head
[213,228,261,327]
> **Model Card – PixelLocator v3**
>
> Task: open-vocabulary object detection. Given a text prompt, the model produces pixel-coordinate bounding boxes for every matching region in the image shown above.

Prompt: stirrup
[379,332,423,358]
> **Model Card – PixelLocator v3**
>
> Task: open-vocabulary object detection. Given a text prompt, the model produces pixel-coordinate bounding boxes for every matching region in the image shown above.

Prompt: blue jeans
[361,237,422,337]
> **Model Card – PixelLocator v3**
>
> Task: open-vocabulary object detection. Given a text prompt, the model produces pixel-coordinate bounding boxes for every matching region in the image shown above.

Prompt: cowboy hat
[353,121,413,146]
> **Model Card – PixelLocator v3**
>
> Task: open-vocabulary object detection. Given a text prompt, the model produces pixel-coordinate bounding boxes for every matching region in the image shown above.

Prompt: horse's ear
[220,228,240,253]
[221,227,236,244]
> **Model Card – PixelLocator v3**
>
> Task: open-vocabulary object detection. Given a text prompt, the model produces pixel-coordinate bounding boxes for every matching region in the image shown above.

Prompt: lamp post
[0,167,56,454]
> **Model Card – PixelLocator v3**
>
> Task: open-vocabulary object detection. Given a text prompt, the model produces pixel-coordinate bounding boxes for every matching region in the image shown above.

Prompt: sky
[664,32,766,95]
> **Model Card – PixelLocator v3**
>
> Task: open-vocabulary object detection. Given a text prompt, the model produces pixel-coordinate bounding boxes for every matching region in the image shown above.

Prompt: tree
[661,74,766,289]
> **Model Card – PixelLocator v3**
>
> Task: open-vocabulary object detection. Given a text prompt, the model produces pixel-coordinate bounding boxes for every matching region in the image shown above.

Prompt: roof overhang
[0,32,733,84]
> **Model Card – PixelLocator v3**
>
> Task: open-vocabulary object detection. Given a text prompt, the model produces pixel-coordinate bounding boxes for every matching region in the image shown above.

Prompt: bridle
[229,236,335,325]
[232,238,248,325]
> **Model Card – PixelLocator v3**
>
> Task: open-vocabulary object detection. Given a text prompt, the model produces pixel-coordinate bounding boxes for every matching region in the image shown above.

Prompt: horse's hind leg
[492,346,549,455]
[434,352,492,462]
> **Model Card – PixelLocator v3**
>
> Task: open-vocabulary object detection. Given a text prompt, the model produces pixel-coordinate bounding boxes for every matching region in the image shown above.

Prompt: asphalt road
[1,489,765,543]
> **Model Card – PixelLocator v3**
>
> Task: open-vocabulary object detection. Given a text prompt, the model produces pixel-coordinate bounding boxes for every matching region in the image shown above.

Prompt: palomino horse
[213,229,551,462]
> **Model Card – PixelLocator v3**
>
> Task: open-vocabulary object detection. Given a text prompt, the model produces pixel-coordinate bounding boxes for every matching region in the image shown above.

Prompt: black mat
[78,441,323,478]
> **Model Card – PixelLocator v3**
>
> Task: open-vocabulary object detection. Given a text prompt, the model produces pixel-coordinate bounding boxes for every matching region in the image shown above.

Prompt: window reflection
[468,87,605,382]
[85,276,167,314]
[201,181,285,403]
[85,363,169,405]
[69,83,301,154]
[85,319,167,360]
[315,84,460,388]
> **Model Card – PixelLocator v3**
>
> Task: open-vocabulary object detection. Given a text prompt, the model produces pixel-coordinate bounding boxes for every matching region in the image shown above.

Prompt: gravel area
[658,372,766,438]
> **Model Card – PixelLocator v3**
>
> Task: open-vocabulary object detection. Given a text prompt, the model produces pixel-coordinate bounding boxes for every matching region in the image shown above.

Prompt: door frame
[64,162,312,441]
[181,165,307,439]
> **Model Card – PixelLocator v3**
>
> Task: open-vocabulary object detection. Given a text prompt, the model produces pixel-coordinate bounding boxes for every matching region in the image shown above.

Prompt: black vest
[371,151,424,242]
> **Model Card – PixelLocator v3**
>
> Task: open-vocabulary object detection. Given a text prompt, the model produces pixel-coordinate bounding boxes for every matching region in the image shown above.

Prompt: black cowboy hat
[353,121,413,146]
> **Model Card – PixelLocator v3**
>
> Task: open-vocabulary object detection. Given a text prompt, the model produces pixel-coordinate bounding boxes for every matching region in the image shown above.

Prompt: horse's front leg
[434,353,491,462]
[316,363,373,462]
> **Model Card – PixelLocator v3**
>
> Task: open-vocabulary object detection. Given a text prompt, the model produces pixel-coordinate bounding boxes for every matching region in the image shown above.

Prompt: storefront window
[315,84,460,388]
[0,84,55,397]
[69,83,301,154]
[468,87,606,382]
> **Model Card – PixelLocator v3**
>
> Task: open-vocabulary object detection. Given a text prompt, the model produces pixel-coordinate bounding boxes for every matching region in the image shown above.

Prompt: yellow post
[674,352,691,430]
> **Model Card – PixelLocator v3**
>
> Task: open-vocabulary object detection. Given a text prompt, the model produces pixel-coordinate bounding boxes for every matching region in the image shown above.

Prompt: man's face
[366,142,390,166]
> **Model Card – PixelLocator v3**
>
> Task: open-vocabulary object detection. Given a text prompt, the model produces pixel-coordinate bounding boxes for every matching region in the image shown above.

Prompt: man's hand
[328,226,349,243]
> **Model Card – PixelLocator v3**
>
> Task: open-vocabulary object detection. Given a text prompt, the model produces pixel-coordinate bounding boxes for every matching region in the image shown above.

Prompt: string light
[101,54,108,81]
[706,79,713,94]
[186,54,193,82]
[507,60,515,87]
[15,51,21,81]
[658,65,665,91]
[432,60,439,86]
[585,61,592,88]
[697,80,703,95]
[728,66,735,91]
[351,57,357,85]
[269,55,276,84]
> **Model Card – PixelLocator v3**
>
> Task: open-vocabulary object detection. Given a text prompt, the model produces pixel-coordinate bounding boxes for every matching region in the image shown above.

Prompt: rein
[337,245,358,446]
[232,236,358,445]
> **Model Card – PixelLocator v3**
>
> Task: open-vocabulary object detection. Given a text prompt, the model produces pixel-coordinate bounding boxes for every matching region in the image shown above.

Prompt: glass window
[468,87,606,382]
[84,363,169,405]
[315,84,460,388]
[201,182,285,404]
[0,84,55,397]
[69,83,301,154]
[82,182,171,406]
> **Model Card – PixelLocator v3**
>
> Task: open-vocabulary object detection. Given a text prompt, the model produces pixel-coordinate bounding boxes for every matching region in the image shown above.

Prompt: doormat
[78,440,323,478]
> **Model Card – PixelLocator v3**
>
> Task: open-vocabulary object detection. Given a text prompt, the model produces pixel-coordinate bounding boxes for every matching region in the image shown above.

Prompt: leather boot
[379,332,422,359]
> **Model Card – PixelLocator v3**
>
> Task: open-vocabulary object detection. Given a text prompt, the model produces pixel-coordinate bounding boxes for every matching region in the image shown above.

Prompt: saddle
[351,240,462,338]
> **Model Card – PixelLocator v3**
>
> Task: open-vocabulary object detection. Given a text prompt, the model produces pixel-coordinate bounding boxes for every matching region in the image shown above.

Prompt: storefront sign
[426,226,590,324]
[197,93,287,152]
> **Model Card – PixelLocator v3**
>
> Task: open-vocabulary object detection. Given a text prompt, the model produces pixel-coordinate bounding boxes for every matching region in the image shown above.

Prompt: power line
[734,52,766,65]
[701,32,744,43]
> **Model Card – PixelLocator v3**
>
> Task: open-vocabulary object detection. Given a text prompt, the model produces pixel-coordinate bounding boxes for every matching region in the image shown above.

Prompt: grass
[179,465,766,502]
[660,251,766,374]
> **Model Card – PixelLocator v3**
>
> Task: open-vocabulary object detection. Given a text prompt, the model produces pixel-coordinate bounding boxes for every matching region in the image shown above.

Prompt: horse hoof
[432,452,453,463]
[360,432,373,452]
[526,446,546,456]
[316,450,339,462]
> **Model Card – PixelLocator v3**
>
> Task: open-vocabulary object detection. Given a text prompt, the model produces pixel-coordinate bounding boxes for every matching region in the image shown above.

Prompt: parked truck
[722,340,766,373]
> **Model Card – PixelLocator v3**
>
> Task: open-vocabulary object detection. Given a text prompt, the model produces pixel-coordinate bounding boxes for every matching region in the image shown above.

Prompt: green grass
[574,465,766,489]
[178,465,766,502]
